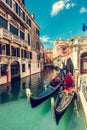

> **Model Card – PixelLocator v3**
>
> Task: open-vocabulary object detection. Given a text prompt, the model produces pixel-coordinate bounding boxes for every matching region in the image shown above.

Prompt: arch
[80,52,87,74]
[11,61,20,80]
[66,58,74,75]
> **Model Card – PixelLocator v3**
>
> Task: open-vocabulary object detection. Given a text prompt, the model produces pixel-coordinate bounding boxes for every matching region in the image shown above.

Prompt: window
[20,30,24,40]
[36,42,40,50]
[12,1,16,12]
[11,46,16,56]
[1,64,7,76]
[26,51,29,58]
[0,16,8,29]
[6,44,10,56]
[5,0,12,7]
[24,50,26,58]
[62,47,66,53]
[10,0,12,8]
[21,49,26,58]
[26,15,28,24]
[37,54,40,60]
[28,33,30,45]
[22,0,25,5]
[17,48,20,57]
[0,43,7,55]
[19,6,21,16]
[0,43,2,54]
[22,64,25,72]
[29,19,31,27]
[10,24,18,36]
[21,49,23,58]
[20,9,23,19]
[23,11,25,21]
[15,2,19,14]
[30,52,32,59]
[36,29,40,36]
[5,0,9,5]
[2,44,6,55]
[28,63,31,68]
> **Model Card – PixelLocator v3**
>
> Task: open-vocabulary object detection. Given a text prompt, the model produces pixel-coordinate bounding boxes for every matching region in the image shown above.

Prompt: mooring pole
[6,69,9,88]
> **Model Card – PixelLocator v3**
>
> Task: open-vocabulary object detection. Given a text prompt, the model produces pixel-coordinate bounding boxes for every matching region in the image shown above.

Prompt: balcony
[12,35,22,46]
[23,40,28,47]
[0,28,12,41]
[0,28,28,47]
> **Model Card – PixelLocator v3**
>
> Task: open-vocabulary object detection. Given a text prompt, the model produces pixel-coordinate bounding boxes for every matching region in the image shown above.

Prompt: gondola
[54,89,75,124]
[29,81,62,108]
[28,67,66,108]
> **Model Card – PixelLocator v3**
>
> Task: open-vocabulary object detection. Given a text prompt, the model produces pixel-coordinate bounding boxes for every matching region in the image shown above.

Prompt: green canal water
[0,70,86,130]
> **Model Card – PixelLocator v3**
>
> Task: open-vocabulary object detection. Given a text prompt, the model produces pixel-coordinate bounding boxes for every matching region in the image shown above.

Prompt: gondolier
[53,72,76,125]
[64,72,73,93]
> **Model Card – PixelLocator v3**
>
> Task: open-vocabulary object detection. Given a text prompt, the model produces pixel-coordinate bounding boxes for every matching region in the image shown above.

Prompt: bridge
[44,61,54,69]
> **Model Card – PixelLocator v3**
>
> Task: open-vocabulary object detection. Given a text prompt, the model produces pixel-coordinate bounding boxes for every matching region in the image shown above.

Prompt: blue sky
[25,0,87,49]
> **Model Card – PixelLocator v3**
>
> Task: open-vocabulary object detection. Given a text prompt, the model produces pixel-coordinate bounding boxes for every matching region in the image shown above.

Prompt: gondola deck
[54,90,75,124]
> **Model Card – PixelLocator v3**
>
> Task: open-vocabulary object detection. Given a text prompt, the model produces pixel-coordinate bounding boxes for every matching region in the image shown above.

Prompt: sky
[25,0,87,49]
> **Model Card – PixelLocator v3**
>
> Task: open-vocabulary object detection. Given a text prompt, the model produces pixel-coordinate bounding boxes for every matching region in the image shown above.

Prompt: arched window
[66,58,74,75]
[80,52,87,74]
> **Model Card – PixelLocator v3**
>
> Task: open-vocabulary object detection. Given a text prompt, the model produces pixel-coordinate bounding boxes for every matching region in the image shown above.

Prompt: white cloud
[80,7,87,13]
[51,1,64,16]
[51,0,76,16]
[40,35,55,45]
[40,36,50,42]
[65,3,75,9]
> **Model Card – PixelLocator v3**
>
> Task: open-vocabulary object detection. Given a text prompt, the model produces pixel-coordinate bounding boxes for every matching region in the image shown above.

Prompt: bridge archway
[80,52,87,74]
[66,58,74,75]
[11,61,20,80]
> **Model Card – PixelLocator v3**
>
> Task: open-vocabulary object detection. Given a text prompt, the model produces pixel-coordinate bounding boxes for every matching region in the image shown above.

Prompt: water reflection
[0,70,57,104]
[11,79,20,100]
[0,69,86,130]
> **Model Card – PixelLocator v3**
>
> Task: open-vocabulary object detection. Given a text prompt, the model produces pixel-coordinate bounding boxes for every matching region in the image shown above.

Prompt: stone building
[0,0,44,85]
[43,49,53,69]
[53,40,73,73]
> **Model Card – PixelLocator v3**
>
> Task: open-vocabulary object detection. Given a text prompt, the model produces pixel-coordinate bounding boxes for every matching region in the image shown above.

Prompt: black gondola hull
[30,83,61,108]
[54,91,75,124]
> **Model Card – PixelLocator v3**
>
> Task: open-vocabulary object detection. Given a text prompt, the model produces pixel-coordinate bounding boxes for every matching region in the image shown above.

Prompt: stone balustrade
[79,76,87,102]
[78,74,87,123]
[0,28,28,47]
[0,28,12,40]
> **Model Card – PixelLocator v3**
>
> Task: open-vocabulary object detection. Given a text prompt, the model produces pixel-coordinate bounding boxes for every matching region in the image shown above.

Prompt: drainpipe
[6,69,9,88]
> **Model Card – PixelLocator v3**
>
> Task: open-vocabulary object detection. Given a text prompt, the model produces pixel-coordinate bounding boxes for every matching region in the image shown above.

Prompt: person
[64,72,73,94]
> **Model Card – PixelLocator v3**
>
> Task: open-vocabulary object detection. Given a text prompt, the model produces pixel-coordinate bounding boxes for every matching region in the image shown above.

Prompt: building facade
[43,49,53,68]
[0,0,44,85]
[53,40,72,68]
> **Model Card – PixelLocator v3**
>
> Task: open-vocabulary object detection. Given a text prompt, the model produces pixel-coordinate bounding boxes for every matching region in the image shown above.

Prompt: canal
[0,69,86,130]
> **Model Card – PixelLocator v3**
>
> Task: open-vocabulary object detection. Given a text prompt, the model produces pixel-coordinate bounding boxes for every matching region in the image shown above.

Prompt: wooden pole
[75,70,78,92]
[6,69,9,88]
